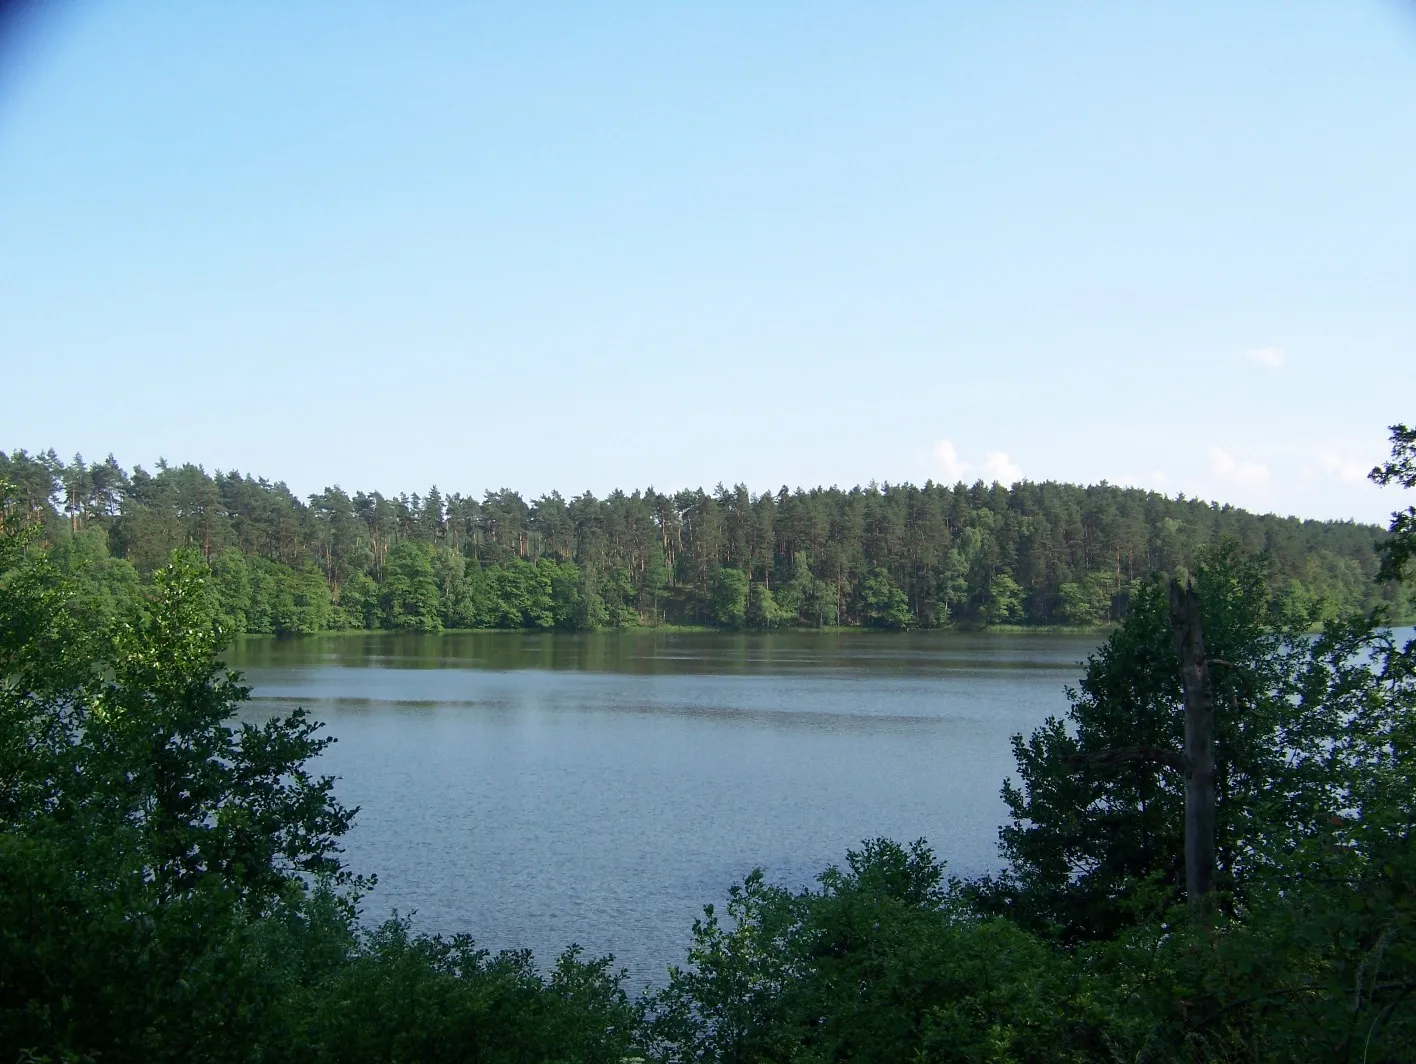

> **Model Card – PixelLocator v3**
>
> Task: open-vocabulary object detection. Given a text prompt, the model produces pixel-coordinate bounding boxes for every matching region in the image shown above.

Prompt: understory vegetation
[1,424,1413,1062]
[2,448,1404,633]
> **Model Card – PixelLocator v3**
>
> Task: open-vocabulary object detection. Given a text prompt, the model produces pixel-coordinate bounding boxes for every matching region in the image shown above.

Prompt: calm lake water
[228,629,1101,984]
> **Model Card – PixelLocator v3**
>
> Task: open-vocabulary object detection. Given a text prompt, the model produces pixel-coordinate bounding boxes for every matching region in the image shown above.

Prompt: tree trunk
[1169,579,1215,908]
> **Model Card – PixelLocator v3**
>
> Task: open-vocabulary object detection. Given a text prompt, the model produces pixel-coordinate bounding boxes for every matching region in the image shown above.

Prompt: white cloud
[932,439,972,481]
[1246,346,1286,369]
[931,440,1022,484]
[1317,451,1370,484]
[982,451,1023,485]
[1209,446,1269,486]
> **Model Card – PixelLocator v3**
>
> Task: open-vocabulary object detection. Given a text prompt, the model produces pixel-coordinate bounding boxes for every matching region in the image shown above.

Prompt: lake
[228,629,1101,984]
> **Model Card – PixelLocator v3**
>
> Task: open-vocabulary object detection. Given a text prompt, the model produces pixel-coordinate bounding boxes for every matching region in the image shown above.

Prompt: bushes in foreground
[0,492,640,1063]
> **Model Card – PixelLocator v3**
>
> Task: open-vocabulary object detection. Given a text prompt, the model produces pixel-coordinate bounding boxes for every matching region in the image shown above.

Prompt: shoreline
[228,616,1415,642]
[230,623,1120,640]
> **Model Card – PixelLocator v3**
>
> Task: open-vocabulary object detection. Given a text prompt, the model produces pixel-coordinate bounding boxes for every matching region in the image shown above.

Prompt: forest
[1,447,1403,634]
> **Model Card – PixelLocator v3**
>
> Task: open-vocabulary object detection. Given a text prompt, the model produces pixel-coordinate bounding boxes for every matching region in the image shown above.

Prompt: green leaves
[283,919,641,1064]
[745,583,783,629]
[1,527,355,1059]
[984,572,1025,625]
[711,568,748,628]
[1372,423,1416,586]
[1056,572,1113,626]
[7,437,1416,1060]
[984,551,1373,940]
[860,568,914,629]
[10,446,1401,633]
[380,541,442,630]
[647,840,1114,1063]
[2,489,649,1063]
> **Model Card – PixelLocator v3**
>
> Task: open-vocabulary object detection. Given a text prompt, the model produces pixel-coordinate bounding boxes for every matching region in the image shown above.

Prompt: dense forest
[1,447,1403,634]
[2,427,1413,1061]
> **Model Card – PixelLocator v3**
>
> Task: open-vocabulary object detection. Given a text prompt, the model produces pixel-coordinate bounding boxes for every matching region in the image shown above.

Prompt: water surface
[230,629,1099,983]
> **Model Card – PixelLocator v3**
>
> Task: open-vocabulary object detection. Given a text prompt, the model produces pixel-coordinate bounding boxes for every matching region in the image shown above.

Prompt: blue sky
[2,2,1413,523]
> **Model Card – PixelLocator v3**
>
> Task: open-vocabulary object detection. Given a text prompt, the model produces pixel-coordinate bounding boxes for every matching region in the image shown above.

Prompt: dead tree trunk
[1169,579,1215,907]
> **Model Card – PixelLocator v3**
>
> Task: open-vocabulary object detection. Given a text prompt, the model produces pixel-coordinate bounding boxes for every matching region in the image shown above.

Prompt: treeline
[2,447,1402,634]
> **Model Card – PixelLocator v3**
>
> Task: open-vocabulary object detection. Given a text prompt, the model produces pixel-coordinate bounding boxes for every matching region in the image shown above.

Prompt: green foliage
[0,499,356,1059]
[601,564,640,627]
[380,541,442,630]
[979,551,1355,939]
[5,446,1416,1060]
[643,571,1416,1060]
[277,563,334,634]
[44,525,141,630]
[210,546,252,631]
[482,558,555,628]
[775,552,838,627]
[984,571,1024,624]
[334,569,381,629]
[0,488,643,1063]
[277,917,641,1064]
[745,583,783,629]
[711,567,748,628]
[859,567,913,628]
[208,551,334,635]
[1055,571,1112,625]
[569,563,609,630]
[1069,612,1416,1057]
[4,448,1398,633]
[1371,422,1416,585]
[647,840,1116,1063]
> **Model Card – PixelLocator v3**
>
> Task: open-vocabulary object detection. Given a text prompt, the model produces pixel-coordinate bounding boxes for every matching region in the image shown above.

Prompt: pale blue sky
[2,2,1413,522]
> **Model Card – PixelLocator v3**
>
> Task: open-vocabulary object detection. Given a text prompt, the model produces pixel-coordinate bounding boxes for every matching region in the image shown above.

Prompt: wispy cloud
[932,439,971,481]
[982,451,1023,485]
[1316,451,1370,484]
[1209,446,1269,486]
[931,440,1023,485]
[1246,346,1286,369]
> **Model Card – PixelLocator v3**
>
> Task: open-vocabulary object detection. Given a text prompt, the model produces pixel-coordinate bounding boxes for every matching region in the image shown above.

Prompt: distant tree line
[1,447,1403,634]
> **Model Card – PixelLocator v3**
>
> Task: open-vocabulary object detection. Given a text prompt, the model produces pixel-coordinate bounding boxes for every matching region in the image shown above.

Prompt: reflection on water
[229,629,1100,984]
[230,628,1091,674]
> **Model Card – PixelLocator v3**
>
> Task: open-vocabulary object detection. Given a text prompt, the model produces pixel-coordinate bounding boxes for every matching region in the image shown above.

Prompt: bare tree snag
[1170,579,1216,907]
[1068,581,1218,910]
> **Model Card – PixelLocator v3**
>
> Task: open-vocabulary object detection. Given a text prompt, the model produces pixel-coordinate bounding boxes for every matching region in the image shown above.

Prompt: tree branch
[1063,746,1186,774]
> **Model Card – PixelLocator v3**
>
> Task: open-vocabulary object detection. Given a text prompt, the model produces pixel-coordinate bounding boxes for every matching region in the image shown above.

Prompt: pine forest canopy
[2,447,1403,636]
